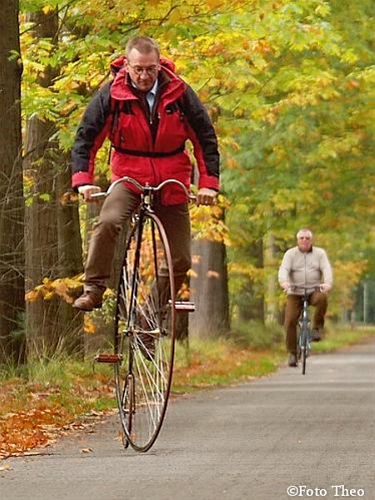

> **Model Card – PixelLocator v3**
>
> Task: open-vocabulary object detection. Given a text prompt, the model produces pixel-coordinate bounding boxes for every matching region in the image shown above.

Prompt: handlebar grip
[90,192,107,200]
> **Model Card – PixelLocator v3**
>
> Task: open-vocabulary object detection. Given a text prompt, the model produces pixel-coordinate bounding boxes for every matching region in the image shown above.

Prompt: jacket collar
[297,246,314,254]
[110,61,186,104]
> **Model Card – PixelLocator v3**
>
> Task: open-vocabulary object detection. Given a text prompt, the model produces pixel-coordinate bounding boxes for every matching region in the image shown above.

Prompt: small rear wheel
[114,212,176,452]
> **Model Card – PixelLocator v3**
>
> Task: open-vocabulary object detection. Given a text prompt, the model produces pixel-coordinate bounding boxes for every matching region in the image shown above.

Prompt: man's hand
[281,282,290,293]
[78,185,101,202]
[196,188,217,206]
[320,283,331,294]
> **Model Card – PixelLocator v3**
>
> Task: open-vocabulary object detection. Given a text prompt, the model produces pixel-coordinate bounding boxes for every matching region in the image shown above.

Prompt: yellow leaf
[0,464,12,471]
[206,0,224,9]
[187,269,198,278]
[84,316,97,335]
[25,290,40,303]
[42,5,54,14]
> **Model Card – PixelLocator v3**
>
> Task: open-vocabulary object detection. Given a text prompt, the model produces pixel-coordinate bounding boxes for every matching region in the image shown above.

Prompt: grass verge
[311,324,375,353]
[173,339,284,394]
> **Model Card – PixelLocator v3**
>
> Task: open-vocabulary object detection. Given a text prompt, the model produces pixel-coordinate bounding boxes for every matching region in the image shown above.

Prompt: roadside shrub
[231,320,284,349]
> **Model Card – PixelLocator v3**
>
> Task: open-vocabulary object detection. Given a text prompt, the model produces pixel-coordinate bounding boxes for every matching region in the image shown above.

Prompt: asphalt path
[1,340,375,500]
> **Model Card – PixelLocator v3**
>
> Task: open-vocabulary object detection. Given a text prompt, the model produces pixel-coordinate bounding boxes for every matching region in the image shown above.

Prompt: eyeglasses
[298,237,311,240]
[127,64,159,76]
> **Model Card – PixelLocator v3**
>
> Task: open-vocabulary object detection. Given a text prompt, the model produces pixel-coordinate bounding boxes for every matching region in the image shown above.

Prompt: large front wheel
[114,213,176,452]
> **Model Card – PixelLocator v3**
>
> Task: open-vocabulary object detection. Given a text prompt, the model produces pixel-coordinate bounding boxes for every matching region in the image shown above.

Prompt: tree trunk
[23,10,74,358]
[238,239,265,322]
[56,160,84,355]
[24,115,61,357]
[0,0,26,364]
[190,239,230,338]
[264,234,283,324]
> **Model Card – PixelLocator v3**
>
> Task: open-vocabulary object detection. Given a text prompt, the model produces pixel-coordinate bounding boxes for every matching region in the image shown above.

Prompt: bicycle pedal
[95,353,123,363]
[174,301,195,312]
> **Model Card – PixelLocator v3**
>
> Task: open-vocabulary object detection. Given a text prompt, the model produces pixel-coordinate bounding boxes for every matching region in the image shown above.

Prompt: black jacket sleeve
[180,85,220,180]
[71,82,111,175]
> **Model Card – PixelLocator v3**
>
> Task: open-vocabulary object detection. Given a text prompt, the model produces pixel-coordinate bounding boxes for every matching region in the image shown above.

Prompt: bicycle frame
[290,285,322,374]
[298,291,312,375]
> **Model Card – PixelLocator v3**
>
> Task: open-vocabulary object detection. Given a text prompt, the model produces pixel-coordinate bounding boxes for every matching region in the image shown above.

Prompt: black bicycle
[94,176,194,452]
[298,289,312,375]
[292,286,320,375]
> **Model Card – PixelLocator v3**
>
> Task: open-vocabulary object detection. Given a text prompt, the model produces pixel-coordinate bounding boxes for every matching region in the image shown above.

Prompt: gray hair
[296,228,313,239]
[125,36,160,59]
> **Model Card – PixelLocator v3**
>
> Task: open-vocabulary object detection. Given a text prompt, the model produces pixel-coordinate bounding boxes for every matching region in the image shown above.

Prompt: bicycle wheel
[300,325,308,375]
[114,212,176,452]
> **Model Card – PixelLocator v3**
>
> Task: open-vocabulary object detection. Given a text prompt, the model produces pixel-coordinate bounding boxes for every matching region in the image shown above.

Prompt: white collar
[130,78,158,95]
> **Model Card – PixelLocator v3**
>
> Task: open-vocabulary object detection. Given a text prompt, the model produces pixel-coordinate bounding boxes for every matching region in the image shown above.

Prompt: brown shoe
[311,328,322,342]
[73,291,103,311]
[288,353,298,367]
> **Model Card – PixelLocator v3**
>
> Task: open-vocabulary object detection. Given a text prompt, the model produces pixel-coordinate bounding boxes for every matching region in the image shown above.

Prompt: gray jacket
[278,246,333,295]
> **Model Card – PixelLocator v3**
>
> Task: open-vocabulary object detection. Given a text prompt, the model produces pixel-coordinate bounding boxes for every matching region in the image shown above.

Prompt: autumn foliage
[0,373,115,459]
[19,0,375,323]
[1,0,374,456]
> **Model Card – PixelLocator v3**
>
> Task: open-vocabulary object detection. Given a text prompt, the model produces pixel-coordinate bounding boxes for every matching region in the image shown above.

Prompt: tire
[114,212,176,452]
[300,326,308,375]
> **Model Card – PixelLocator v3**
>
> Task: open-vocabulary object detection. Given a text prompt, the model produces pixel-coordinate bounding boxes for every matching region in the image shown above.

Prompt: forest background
[0,0,374,366]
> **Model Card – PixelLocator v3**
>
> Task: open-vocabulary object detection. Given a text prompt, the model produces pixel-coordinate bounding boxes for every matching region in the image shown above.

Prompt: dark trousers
[84,182,191,295]
[284,292,328,354]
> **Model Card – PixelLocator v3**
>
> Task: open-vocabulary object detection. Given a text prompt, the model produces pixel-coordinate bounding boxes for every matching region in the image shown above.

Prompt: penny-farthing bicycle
[95,176,194,452]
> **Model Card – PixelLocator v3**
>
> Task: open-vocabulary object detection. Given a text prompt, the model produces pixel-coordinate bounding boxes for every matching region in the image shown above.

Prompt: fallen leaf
[0,464,12,471]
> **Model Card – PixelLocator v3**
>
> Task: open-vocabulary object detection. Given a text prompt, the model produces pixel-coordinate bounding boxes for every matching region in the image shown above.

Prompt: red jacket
[72,57,220,205]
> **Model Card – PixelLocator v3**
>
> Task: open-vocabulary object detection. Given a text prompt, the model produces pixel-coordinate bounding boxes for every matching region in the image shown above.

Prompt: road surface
[1,340,374,500]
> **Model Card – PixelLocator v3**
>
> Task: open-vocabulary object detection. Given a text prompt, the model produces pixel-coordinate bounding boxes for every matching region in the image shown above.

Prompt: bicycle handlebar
[289,285,321,290]
[90,176,195,201]
[287,285,322,294]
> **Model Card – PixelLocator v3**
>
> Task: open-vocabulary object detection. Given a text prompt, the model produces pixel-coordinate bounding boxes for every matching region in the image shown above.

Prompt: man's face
[297,232,313,252]
[126,48,160,92]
